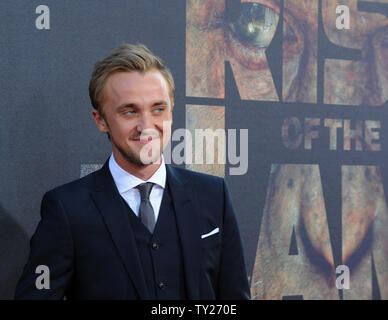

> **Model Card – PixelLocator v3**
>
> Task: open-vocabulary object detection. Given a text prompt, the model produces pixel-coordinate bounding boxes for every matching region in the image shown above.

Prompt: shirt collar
[108,153,166,194]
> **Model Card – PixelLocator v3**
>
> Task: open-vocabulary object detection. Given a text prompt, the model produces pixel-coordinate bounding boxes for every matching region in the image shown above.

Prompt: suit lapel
[166,165,201,299]
[90,160,149,299]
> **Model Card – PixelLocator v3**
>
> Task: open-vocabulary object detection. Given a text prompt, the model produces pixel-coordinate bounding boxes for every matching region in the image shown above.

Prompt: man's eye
[228,3,279,48]
[124,110,136,115]
[155,107,165,113]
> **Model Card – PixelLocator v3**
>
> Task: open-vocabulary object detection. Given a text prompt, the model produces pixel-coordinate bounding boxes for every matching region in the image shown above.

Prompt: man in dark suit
[15,44,250,300]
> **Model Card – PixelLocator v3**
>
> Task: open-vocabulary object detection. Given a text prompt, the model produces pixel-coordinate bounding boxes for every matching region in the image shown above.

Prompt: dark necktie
[136,182,155,233]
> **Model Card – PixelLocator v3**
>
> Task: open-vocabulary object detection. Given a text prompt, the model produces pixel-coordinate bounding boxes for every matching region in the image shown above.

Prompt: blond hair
[89,43,175,114]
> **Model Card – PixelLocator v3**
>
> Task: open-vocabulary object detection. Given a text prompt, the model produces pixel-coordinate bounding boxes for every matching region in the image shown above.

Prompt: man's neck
[112,151,162,181]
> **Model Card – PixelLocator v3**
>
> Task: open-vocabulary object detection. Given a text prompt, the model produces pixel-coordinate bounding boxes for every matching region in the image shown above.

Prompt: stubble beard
[112,135,163,167]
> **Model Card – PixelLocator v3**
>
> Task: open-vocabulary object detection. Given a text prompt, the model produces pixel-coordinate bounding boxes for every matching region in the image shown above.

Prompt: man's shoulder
[167,165,225,192]
[168,165,223,181]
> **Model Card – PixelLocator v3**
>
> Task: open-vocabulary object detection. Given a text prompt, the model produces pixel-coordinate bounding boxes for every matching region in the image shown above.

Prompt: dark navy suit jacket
[15,159,250,300]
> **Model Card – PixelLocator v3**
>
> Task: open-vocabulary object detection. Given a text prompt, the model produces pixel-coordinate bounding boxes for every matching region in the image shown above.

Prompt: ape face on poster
[186,0,388,299]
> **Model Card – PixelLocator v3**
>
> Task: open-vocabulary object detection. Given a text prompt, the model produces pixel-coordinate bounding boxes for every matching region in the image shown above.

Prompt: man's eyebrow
[153,101,169,106]
[116,103,136,111]
[115,101,169,111]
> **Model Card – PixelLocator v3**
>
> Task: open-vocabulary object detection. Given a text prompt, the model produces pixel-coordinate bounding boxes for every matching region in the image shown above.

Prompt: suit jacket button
[152,243,159,250]
[158,282,166,289]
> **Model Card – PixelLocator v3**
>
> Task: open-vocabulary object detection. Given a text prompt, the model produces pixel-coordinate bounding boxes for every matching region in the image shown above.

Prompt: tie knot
[136,182,154,200]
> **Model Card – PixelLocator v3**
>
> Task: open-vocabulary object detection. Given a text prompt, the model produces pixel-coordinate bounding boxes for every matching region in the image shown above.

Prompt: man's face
[93,70,173,166]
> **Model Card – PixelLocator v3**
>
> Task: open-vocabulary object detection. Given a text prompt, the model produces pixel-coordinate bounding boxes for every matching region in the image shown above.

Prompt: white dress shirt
[108,153,166,222]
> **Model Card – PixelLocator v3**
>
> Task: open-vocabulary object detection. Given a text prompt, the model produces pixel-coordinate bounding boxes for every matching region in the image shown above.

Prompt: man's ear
[92,109,109,134]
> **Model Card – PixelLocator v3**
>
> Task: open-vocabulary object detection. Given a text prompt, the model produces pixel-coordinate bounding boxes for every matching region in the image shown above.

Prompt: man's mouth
[133,136,159,145]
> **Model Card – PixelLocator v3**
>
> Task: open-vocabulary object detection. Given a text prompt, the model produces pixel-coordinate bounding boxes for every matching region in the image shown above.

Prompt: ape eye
[228,3,279,48]
[224,2,300,70]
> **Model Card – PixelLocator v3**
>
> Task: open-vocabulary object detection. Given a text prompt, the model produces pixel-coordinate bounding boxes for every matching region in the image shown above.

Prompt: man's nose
[136,113,153,132]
